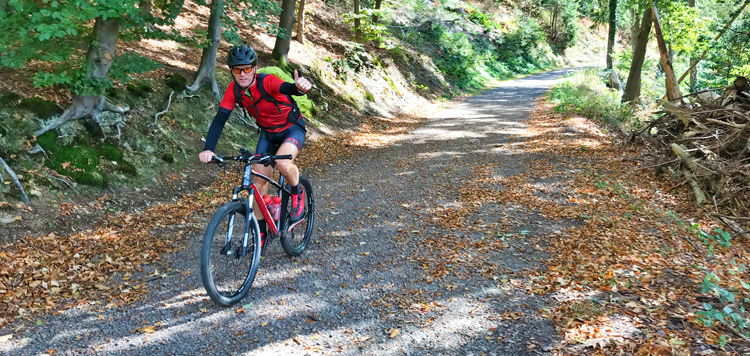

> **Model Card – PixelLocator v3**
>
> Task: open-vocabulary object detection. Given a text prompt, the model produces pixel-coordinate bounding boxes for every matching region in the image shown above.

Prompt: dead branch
[154,90,176,126]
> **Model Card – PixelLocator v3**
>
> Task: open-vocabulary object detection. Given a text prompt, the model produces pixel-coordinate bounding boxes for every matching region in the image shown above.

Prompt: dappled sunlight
[407,128,486,143]
[136,39,197,71]
[563,314,640,350]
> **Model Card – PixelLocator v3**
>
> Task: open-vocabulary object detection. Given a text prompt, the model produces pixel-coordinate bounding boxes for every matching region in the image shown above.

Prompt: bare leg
[252,163,274,222]
[275,142,301,187]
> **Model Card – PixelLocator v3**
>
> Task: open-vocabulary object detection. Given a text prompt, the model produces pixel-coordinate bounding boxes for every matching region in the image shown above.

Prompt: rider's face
[232,65,256,88]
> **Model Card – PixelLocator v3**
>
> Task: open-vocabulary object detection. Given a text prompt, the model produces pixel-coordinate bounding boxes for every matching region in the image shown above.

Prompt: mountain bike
[200,148,315,306]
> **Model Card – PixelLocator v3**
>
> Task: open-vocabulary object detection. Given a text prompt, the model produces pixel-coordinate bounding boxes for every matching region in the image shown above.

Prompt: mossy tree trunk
[188,0,223,99]
[622,7,652,104]
[606,0,617,69]
[272,0,297,70]
[629,7,640,53]
[34,17,129,138]
[295,0,305,43]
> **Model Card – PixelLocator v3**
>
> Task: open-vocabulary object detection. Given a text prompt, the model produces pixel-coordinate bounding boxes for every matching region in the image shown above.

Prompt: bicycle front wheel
[280,176,315,256]
[200,201,262,306]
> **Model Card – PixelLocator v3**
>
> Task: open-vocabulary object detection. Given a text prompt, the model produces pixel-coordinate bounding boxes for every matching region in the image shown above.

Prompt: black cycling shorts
[255,120,306,156]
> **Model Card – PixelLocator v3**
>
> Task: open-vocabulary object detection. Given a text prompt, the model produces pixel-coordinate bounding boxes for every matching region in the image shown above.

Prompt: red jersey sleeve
[262,75,285,96]
[219,82,237,111]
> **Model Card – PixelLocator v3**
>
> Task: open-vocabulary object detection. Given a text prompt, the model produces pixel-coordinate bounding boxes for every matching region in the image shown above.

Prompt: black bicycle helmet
[227,45,257,67]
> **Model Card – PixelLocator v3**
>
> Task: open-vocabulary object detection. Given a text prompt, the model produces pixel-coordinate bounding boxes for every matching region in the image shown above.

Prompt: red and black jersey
[219,74,296,133]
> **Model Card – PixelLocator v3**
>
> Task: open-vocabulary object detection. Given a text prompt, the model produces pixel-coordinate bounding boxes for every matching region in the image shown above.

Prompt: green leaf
[669,337,685,346]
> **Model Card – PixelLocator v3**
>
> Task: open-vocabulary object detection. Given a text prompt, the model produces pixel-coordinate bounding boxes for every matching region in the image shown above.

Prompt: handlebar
[209,149,292,167]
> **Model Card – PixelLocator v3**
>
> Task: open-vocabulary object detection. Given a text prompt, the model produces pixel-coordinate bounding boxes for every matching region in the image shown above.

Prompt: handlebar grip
[210,156,225,166]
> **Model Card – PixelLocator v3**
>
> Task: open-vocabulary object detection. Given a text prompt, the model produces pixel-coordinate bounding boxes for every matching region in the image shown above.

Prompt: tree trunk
[629,7,640,52]
[622,7,652,104]
[187,0,223,99]
[295,0,305,43]
[353,0,362,42]
[651,6,683,104]
[139,0,155,30]
[689,0,697,89]
[606,0,617,69]
[34,17,129,137]
[372,0,383,23]
[272,0,297,68]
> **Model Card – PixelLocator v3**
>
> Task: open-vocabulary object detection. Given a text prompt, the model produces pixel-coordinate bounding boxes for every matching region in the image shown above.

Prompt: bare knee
[276,160,296,175]
[254,178,269,192]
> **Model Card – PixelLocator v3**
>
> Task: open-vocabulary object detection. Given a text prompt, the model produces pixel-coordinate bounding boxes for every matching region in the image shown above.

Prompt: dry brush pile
[636,77,750,235]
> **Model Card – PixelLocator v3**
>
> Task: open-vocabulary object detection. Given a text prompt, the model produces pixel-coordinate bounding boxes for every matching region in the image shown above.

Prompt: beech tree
[606,0,617,69]
[0,0,186,137]
[622,5,653,103]
[188,0,281,98]
[272,0,298,68]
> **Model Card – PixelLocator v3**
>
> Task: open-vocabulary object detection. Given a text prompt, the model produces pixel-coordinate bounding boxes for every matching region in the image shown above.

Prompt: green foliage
[546,69,636,129]
[464,6,500,32]
[660,2,711,55]
[109,53,163,83]
[342,9,391,48]
[692,225,732,256]
[223,0,282,44]
[404,19,551,92]
[495,16,551,73]
[0,0,180,97]
[700,11,750,88]
[697,268,750,342]
[540,0,579,54]
[331,42,373,79]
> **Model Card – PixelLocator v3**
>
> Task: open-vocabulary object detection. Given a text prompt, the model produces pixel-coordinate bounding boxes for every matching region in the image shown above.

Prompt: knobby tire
[200,201,262,306]
[280,175,315,256]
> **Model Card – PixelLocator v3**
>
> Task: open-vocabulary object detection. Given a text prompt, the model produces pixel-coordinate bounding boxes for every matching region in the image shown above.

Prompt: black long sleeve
[280,82,305,96]
[203,107,232,151]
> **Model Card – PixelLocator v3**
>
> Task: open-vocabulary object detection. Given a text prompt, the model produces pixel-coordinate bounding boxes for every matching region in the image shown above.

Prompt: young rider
[198,44,311,240]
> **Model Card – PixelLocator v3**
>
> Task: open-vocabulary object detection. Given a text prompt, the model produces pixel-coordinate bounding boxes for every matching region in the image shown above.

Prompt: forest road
[3,68,581,355]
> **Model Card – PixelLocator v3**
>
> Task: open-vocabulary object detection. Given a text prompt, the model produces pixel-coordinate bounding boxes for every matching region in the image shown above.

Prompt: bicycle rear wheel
[280,176,315,256]
[200,201,262,306]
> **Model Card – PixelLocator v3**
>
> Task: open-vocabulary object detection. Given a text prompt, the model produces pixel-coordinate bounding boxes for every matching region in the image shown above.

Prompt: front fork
[221,185,257,258]
[222,166,287,257]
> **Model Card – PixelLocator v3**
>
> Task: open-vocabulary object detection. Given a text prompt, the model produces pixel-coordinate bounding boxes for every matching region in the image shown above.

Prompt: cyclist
[199,44,311,240]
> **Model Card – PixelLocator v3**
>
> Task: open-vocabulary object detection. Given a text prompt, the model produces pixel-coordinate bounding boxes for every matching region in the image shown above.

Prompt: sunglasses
[232,67,254,74]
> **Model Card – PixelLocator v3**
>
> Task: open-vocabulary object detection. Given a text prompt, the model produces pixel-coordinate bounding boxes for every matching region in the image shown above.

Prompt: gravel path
[2,69,578,355]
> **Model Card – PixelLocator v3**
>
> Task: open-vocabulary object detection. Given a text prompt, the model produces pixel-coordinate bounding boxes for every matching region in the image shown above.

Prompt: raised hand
[293,70,312,93]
